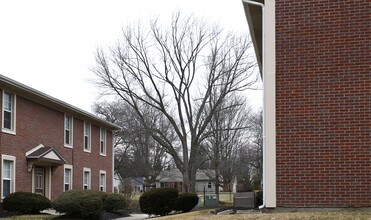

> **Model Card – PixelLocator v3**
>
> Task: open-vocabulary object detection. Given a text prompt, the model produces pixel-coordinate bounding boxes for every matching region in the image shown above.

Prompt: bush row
[139,188,198,216]
[3,190,127,218]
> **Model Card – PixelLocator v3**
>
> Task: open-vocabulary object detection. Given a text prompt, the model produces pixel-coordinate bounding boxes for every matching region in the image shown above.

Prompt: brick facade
[275,1,370,207]
[0,76,117,200]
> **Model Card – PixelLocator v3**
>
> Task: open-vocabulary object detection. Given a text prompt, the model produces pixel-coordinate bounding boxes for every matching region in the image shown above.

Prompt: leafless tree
[93,101,170,187]
[201,95,253,202]
[240,110,263,190]
[93,12,257,192]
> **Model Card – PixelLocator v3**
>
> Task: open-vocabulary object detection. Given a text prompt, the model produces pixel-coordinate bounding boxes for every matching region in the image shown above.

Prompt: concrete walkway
[117,214,149,220]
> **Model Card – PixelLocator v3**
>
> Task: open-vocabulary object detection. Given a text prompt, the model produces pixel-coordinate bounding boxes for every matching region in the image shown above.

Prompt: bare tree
[93,12,257,192]
[201,95,253,202]
[241,110,263,190]
[93,101,170,187]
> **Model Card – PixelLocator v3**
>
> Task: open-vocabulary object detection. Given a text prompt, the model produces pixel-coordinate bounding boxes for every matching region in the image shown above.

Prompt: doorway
[34,166,44,195]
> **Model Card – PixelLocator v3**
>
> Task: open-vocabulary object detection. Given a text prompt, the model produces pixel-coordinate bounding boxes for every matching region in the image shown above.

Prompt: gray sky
[0,0,262,112]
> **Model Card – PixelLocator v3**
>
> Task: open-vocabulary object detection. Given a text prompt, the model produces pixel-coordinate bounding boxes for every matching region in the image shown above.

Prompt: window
[83,168,91,190]
[207,181,212,189]
[2,91,16,133]
[64,114,73,147]
[99,170,106,192]
[64,165,73,191]
[1,155,15,198]
[83,122,91,152]
[100,128,106,155]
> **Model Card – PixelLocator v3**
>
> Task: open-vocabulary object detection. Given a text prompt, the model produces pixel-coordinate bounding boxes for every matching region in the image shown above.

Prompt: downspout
[241,0,266,210]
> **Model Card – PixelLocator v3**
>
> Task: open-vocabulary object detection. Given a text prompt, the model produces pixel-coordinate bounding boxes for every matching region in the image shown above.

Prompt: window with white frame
[64,165,73,191]
[64,114,73,146]
[83,168,91,190]
[2,91,16,133]
[100,128,106,155]
[83,122,91,152]
[99,170,106,192]
[1,155,15,198]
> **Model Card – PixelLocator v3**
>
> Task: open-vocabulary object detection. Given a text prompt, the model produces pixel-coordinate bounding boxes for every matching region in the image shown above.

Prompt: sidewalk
[117,214,149,220]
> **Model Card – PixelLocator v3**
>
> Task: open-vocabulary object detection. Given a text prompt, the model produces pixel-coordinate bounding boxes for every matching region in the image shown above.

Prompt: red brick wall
[0,91,113,200]
[276,1,371,207]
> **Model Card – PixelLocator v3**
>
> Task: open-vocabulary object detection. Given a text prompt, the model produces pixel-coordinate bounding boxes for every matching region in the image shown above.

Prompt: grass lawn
[0,214,55,220]
[151,208,371,220]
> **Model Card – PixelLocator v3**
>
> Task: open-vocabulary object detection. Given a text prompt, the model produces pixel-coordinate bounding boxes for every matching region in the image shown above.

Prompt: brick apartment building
[0,74,120,200]
[243,0,370,207]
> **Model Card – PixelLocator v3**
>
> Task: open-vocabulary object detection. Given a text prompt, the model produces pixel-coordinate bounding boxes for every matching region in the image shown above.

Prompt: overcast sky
[0,0,262,112]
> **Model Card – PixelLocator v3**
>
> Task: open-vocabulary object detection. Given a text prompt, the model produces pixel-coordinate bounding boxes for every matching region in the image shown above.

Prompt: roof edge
[0,74,121,130]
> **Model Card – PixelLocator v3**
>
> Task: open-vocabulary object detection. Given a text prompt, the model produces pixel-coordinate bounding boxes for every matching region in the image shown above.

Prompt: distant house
[0,75,120,200]
[156,169,221,193]
[114,174,144,193]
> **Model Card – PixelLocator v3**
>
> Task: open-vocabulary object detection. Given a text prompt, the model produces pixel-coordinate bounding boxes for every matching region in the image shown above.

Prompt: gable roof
[26,145,66,165]
[0,74,120,131]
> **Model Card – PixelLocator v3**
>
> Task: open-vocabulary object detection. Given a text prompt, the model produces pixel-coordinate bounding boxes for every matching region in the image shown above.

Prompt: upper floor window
[100,128,106,156]
[2,91,16,134]
[83,122,91,152]
[64,114,73,147]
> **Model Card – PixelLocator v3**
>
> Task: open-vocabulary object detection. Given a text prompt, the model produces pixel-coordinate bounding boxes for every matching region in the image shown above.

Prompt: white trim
[112,136,115,192]
[262,0,276,208]
[99,170,107,192]
[99,128,106,156]
[83,167,91,190]
[64,164,73,191]
[25,144,45,156]
[64,114,73,148]
[83,121,91,153]
[46,167,51,199]
[242,0,277,208]
[2,91,16,135]
[1,155,16,199]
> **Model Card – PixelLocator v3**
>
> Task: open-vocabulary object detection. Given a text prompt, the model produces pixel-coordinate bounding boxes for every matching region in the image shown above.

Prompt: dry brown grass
[151,208,371,220]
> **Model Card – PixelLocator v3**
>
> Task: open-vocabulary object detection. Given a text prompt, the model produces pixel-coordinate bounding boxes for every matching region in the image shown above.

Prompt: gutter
[241,0,266,210]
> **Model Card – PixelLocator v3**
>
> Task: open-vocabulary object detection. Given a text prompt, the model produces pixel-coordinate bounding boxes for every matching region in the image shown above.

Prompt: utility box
[205,194,218,207]
[233,192,255,208]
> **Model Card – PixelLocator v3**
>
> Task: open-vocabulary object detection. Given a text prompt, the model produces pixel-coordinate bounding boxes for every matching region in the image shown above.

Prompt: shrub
[80,191,103,219]
[52,190,105,218]
[103,193,127,212]
[3,192,51,214]
[139,188,178,216]
[174,193,199,212]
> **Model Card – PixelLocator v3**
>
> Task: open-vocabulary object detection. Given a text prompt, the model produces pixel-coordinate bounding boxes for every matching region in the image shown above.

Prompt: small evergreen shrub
[174,193,199,212]
[52,190,106,218]
[80,192,103,219]
[139,188,178,216]
[3,192,51,214]
[103,193,127,212]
